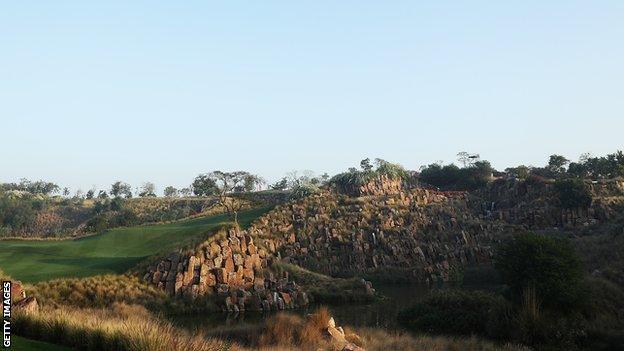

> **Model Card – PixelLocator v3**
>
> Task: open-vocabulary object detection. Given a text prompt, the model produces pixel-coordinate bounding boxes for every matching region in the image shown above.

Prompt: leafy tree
[548,155,570,174]
[505,165,531,179]
[495,232,584,309]
[97,190,109,199]
[179,187,192,197]
[243,174,264,192]
[163,186,178,197]
[138,182,156,197]
[566,162,588,178]
[62,187,70,196]
[85,189,95,199]
[8,179,60,195]
[420,160,493,190]
[419,163,461,188]
[360,158,374,172]
[192,174,218,196]
[270,177,288,190]
[209,171,257,224]
[320,173,330,184]
[110,181,132,198]
[553,178,592,210]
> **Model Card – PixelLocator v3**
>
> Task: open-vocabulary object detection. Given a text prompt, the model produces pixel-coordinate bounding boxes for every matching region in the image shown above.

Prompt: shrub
[419,161,493,191]
[553,178,592,210]
[330,158,408,195]
[494,232,584,310]
[397,290,511,338]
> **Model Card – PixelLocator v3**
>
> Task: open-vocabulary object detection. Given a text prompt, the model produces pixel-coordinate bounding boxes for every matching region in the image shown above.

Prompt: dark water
[169,284,498,334]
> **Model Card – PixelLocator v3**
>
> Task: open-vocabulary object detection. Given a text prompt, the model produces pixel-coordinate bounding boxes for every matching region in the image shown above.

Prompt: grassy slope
[0,207,270,283]
[11,336,73,350]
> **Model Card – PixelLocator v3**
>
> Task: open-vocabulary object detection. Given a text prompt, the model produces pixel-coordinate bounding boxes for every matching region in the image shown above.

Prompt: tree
[243,174,265,192]
[270,177,288,190]
[97,190,109,199]
[85,189,95,199]
[15,179,59,195]
[110,181,132,198]
[457,152,480,168]
[566,162,588,178]
[494,232,584,309]
[210,171,256,224]
[163,186,178,197]
[192,174,218,196]
[320,173,330,184]
[553,178,592,210]
[179,187,192,197]
[62,187,70,196]
[547,154,569,174]
[139,182,156,197]
[505,165,531,179]
[360,158,373,172]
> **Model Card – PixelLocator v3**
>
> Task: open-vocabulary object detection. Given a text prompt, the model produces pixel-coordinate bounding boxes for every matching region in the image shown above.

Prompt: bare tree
[457,152,480,168]
[210,171,255,225]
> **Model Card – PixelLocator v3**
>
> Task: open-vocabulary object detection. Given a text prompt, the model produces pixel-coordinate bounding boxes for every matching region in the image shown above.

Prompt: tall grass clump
[13,303,236,351]
[258,307,346,351]
[32,274,167,309]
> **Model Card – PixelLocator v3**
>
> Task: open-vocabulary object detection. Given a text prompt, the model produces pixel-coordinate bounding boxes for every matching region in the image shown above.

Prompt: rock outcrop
[10,281,38,313]
[246,189,504,283]
[473,178,624,229]
[143,227,308,311]
[324,316,365,351]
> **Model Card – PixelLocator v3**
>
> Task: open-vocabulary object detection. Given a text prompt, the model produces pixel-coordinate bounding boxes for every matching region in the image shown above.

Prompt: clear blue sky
[1,1,623,194]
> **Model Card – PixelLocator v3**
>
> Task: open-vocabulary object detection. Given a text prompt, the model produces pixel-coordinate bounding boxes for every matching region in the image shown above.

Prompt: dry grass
[32,274,167,309]
[355,327,531,351]
[258,307,336,351]
[13,303,240,351]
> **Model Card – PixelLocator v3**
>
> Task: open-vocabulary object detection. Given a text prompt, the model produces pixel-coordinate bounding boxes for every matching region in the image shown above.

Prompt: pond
[169,283,499,335]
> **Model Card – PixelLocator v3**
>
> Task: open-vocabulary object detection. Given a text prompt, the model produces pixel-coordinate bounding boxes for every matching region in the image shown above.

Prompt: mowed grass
[11,335,74,350]
[0,207,270,283]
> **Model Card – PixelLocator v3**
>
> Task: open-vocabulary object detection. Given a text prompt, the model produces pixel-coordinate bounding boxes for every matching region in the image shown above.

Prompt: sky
[1,1,623,194]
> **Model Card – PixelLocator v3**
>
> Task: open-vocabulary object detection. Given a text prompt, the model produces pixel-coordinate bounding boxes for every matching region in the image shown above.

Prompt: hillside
[0,207,271,283]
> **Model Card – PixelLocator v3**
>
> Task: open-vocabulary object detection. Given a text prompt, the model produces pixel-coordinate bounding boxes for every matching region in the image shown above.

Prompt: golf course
[0,207,270,283]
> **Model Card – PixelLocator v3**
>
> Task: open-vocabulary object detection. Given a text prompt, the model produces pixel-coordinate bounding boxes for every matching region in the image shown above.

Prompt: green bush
[553,178,592,210]
[419,161,493,190]
[397,290,511,337]
[494,232,584,310]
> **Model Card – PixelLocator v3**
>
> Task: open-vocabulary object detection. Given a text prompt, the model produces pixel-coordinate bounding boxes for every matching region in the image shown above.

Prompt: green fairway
[11,336,73,350]
[0,207,270,283]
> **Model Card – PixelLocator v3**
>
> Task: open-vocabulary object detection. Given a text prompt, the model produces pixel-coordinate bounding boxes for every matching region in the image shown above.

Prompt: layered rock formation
[246,188,504,282]
[144,177,624,304]
[473,178,624,229]
[143,227,309,311]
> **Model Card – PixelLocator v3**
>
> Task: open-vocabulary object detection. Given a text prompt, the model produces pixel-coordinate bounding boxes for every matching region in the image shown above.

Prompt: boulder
[13,296,38,313]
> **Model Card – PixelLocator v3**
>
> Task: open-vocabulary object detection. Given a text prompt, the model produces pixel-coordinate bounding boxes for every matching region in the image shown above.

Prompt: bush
[553,178,592,210]
[330,158,408,195]
[397,290,511,338]
[494,232,584,310]
[419,161,493,191]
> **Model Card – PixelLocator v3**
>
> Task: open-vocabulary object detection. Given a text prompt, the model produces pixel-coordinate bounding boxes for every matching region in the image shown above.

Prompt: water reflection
[170,284,437,334]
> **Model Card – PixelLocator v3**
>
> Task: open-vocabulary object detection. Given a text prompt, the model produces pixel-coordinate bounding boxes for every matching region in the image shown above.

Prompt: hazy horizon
[2,2,623,193]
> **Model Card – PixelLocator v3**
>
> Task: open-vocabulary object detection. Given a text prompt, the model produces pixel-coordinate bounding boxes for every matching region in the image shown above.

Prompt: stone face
[214,268,228,284]
[224,257,235,273]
